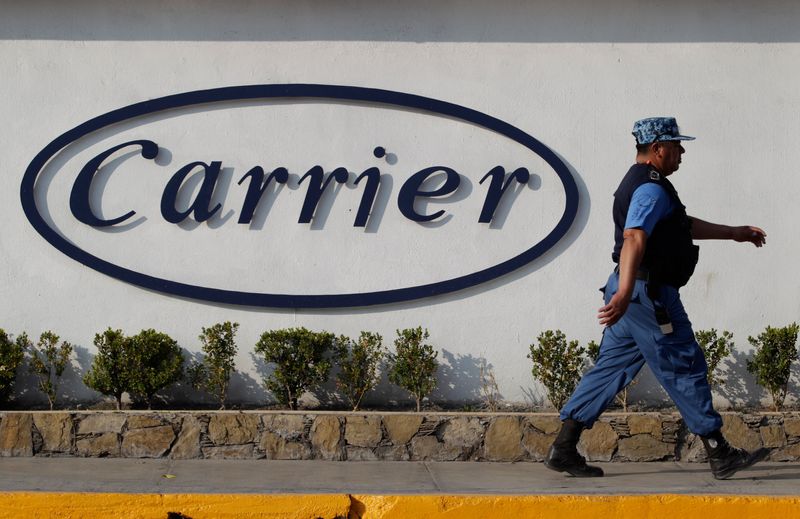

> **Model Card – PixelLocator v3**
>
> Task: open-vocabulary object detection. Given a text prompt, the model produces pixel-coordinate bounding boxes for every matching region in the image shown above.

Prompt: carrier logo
[21,84,579,308]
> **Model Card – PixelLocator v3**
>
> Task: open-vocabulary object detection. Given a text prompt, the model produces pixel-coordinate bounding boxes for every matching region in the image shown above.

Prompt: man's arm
[689,216,766,247]
[598,228,647,327]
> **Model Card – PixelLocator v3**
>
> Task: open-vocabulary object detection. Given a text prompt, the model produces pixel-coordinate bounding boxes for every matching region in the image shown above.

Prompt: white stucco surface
[2,0,798,408]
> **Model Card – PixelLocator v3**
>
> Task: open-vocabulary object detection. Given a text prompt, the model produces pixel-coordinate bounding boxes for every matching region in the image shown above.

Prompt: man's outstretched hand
[732,226,767,247]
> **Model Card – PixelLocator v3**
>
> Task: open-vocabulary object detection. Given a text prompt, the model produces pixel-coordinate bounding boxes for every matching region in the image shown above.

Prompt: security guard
[545,117,769,479]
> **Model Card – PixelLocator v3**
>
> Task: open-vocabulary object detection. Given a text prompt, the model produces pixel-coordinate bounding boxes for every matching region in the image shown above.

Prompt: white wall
[2,0,799,409]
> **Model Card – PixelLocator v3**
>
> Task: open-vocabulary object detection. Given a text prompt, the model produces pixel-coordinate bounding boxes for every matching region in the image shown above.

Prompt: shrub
[255,327,336,410]
[585,339,636,412]
[479,359,501,412]
[746,323,799,411]
[126,329,184,409]
[0,330,29,405]
[335,331,384,411]
[388,327,438,412]
[528,330,585,410]
[83,328,130,410]
[695,329,733,388]
[189,321,239,410]
[29,331,73,410]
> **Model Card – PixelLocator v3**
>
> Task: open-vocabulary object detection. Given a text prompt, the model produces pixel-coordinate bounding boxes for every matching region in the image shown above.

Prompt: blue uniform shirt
[624,183,673,236]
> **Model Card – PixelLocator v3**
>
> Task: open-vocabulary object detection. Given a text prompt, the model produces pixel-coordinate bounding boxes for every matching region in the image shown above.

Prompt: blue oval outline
[20,84,579,308]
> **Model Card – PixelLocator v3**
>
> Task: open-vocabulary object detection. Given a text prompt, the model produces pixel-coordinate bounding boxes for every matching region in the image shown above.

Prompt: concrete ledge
[1,411,799,462]
[2,493,799,519]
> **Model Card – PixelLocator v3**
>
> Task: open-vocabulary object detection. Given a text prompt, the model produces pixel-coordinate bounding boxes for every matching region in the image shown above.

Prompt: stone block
[681,434,708,463]
[263,414,306,440]
[410,436,444,461]
[483,417,523,461]
[617,434,673,461]
[78,414,126,435]
[169,416,201,459]
[441,417,483,449]
[127,415,165,429]
[311,415,342,460]
[122,425,175,458]
[202,444,255,459]
[76,432,119,457]
[346,446,379,461]
[208,414,259,445]
[382,415,423,445]
[721,415,762,451]
[521,427,554,461]
[0,413,33,456]
[33,413,72,453]
[626,415,662,439]
[260,432,312,460]
[783,418,800,438]
[578,421,618,462]
[345,416,382,448]
[374,444,410,461]
[769,442,800,461]
[760,425,787,448]
[526,416,561,435]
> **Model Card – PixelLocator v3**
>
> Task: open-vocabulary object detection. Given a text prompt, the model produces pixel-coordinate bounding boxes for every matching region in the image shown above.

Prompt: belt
[614,265,649,281]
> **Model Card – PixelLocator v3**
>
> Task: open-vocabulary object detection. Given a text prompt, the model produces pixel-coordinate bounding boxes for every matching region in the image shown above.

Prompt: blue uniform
[560,180,723,436]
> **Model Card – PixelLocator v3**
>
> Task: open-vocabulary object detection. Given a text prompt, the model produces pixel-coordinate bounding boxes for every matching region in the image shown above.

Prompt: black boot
[544,419,604,477]
[701,430,770,480]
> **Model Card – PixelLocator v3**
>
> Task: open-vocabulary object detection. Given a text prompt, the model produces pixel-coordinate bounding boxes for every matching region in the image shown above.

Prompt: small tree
[126,329,184,409]
[254,327,336,410]
[528,330,585,410]
[746,323,799,411]
[695,329,734,388]
[0,330,29,405]
[585,339,636,412]
[83,328,130,410]
[189,321,239,410]
[388,327,438,412]
[29,331,73,410]
[335,331,384,411]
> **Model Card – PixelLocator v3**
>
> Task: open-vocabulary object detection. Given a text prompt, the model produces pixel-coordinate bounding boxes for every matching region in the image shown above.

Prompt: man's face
[652,140,685,175]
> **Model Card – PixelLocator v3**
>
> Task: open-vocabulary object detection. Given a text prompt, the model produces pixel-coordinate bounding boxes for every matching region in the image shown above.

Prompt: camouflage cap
[632,117,695,145]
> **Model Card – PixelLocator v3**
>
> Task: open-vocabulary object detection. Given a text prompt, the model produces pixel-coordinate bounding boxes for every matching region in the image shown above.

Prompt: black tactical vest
[611,163,699,288]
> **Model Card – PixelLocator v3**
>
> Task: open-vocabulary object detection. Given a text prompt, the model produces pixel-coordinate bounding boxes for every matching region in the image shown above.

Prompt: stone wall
[1,412,798,462]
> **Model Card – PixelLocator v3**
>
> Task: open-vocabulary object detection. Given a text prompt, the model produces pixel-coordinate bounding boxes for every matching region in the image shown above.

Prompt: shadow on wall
[431,350,484,405]
[2,0,799,43]
[12,344,100,409]
[716,348,766,409]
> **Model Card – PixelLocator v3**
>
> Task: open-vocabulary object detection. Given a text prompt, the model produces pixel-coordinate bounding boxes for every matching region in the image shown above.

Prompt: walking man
[545,117,769,479]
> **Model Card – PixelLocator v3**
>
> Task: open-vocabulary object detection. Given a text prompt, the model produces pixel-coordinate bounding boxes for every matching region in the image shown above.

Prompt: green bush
[254,327,336,410]
[695,329,733,388]
[388,327,438,412]
[746,323,799,411]
[189,321,239,410]
[335,331,385,411]
[28,331,73,410]
[126,329,184,409]
[528,330,585,410]
[586,339,636,411]
[83,328,131,410]
[0,330,29,405]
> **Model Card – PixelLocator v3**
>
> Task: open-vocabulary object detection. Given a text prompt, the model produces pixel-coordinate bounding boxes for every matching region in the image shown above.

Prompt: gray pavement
[0,459,799,495]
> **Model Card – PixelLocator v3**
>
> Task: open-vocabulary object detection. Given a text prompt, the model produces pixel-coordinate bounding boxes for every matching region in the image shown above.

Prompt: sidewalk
[1,458,799,517]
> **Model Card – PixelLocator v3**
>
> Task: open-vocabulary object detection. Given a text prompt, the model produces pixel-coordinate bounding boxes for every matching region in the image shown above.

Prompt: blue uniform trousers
[559,271,722,436]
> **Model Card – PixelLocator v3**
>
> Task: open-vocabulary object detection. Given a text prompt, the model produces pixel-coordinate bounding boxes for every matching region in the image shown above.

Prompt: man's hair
[636,142,652,155]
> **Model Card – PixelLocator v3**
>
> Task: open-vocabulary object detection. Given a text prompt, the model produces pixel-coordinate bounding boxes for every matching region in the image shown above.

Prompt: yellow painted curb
[1,493,800,518]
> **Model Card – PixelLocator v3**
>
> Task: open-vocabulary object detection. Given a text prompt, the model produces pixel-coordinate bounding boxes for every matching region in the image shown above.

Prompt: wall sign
[21,84,579,308]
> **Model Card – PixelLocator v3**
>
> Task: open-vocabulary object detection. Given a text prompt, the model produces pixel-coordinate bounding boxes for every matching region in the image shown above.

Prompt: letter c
[69,139,159,226]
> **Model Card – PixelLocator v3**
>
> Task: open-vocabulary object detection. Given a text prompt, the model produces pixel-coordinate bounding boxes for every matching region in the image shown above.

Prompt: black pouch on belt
[646,280,673,335]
